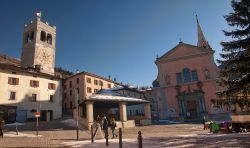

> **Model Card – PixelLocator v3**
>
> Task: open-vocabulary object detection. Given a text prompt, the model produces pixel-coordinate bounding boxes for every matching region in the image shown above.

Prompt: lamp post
[75,88,79,140]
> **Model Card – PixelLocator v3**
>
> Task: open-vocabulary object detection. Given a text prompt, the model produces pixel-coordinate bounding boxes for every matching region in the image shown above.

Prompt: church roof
[196,15,211,49]
[155,42,214,63]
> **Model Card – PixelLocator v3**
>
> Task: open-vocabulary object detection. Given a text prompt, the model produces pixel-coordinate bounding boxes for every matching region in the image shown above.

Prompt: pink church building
[152,17,219,121]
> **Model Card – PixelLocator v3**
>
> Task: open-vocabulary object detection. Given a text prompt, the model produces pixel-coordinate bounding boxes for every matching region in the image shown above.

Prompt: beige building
[0,64,62,121]
[63,72,118,113]
[0,13,62,122]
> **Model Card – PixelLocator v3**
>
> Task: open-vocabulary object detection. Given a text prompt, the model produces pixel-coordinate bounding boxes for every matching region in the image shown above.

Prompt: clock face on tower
[39,49,52,64]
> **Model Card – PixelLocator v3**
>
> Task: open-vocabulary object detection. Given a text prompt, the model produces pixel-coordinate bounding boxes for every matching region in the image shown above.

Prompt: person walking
[102,116,108,133]
[110,118,118,138]
[96,115,102,129]
[0,117,4,138]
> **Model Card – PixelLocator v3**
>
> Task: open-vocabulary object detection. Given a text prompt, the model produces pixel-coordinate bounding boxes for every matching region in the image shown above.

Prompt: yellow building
[63,71,118,113]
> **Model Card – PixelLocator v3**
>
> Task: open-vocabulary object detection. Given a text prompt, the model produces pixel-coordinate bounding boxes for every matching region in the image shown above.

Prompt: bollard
[119,128,122,148]
[105,128,109,146]
[91,125,94,143]
[138,131,142,148]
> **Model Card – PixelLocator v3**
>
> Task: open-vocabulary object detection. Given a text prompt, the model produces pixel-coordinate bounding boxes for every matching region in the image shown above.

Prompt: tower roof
[196,15,211,49]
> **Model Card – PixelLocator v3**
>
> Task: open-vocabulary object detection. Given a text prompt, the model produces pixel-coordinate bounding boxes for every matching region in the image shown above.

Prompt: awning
[78,94,150,107]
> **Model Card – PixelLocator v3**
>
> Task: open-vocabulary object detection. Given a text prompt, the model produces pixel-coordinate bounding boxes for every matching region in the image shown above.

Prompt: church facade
[152,17,219,121]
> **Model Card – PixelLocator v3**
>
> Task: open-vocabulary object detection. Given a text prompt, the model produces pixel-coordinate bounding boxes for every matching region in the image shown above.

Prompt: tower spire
[196,14,211,49]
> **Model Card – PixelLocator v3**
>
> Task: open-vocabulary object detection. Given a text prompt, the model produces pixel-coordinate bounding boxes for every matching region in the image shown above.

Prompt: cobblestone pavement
[1,119,250,147]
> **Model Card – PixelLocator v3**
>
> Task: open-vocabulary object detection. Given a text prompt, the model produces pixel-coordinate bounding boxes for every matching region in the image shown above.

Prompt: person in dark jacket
[0,117,4,138]
[110,117,118,138]
[102,116,108,132]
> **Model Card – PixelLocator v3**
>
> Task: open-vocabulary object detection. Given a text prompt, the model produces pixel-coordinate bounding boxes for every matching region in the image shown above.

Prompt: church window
[191,70,198,81]
[47,34,52,45]
[182,68,191,83]
[176,73,182,84]
[40,31,46,42]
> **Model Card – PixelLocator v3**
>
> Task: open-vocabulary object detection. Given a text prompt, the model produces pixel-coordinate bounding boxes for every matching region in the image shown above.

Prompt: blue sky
[0,0,231,86]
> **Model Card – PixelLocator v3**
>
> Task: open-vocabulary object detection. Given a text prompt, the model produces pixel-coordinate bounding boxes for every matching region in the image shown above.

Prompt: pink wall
[153,43,219,119]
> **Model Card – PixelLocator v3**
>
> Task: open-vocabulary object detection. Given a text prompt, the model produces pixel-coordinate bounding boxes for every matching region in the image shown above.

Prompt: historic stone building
[152,17,219,121]
[21,14,56,75]
[0,13,62,122]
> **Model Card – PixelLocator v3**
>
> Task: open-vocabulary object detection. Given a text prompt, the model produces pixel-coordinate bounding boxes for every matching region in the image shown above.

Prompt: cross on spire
[196,14,211,49]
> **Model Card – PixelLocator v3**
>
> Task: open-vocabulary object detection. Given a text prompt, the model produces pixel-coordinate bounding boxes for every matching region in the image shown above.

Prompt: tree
[218,0,250,97]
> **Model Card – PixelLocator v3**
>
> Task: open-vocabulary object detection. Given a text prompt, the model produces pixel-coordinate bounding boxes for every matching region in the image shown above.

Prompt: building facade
[152,17,219,121]
[0,64,62,121]
[63,72,118,113]
[0,13,62,122]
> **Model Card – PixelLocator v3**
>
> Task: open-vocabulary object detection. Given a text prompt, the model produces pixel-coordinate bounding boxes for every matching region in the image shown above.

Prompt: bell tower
[21,12,56,75]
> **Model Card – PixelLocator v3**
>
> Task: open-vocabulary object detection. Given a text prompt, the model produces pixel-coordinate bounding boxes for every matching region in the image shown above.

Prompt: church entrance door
[186,100,197,118]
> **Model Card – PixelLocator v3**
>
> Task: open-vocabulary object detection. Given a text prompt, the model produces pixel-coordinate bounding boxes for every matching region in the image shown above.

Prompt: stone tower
[21,12,56,75]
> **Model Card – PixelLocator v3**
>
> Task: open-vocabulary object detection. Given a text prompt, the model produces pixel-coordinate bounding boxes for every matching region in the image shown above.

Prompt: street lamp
[75,88,79,140]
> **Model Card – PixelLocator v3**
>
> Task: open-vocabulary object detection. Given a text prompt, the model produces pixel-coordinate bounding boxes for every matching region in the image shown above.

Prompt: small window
[76,78,79,84]
[70,90,72,96]
[107,83,111,88]
[94,80,98,85]
[49,95,54,102]
[30,94,37,102]
[64,93,66,98]
[48,83,56,90]
[77,88,79,94]
[40,31,46,42]
[30,80,39,87]
[87,87,92,93]
[8,77,19,85]
[87,78,91,83]
[47,34,52,45]
[94,89,98,93]
[191,70,198,81]
[8,91,16,100]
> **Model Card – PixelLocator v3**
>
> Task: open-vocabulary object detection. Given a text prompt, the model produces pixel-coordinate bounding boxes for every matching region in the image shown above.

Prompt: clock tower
[21,12,56,75]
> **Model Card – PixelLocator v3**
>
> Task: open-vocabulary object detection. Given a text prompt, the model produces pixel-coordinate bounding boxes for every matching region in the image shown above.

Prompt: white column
[119,102,127,122]
[144,103,151,119]
[86,101,94,129]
